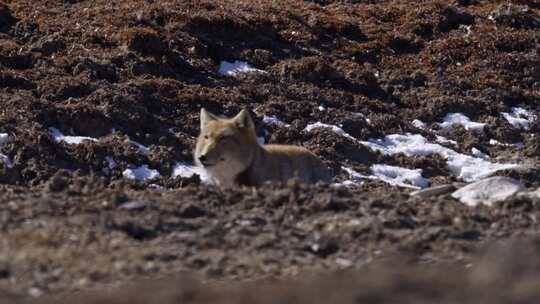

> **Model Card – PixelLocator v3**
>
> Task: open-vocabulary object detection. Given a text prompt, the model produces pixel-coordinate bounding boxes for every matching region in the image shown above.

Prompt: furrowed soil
[0,0,539,302]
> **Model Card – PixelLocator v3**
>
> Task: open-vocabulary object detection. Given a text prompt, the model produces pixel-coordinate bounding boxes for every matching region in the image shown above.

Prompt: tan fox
[194,108,331,187]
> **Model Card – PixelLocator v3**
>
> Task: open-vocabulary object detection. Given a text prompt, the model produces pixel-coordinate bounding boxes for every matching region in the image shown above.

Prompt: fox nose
[198,155,207,164]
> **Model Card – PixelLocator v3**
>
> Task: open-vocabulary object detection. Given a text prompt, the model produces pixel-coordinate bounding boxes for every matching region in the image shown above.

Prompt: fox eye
[204,135,209,139]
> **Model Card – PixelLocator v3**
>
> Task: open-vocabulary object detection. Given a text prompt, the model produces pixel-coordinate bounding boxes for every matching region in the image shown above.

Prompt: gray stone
[410,184,456,198]
[119,201,148,211]
[520,188,540,200]
[451,176,526,206]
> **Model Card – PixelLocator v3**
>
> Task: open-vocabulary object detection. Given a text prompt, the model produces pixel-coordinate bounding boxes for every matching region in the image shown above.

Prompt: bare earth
[0,0,539,302]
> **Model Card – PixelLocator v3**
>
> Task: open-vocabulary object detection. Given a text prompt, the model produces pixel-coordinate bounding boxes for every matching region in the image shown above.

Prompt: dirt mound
[16,239,540,304]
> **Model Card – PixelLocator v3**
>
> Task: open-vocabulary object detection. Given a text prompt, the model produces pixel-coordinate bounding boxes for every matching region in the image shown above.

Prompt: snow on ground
[148,184,165,190]
[0,154,10,167]
[172,161,210,182]
[105,156,117,169]
[0,133,12,168]
[122,165,161,182]
[263,115,291,128]
[361,134,518,182]
[412,119,427,129]
[334,167,364,188]
[488,139,523,148]
[342,167,365,183]
[502,107,536,130]
[331,180,359,188]
[129,140,150,155]
[471,148,489,159]
[304,122,356,141]
[438,113,485,132]
[304,121,517,183]
[435,135,458,146]
[218,60,267,76]
[49,127,98,144]
[0,133,9,146]
[342,165,428,189]
[489,139,506,146]
[370,165,429,189]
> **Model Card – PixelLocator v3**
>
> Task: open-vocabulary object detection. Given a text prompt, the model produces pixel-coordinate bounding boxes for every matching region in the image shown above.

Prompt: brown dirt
[0,0,539,302]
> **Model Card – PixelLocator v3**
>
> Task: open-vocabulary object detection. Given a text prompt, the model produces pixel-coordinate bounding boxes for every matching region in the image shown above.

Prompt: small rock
[335,257,353,267]
[305,239,339,258]
[410,184,456,198]
[0,262,10,279]
[177,204,206,219]
[45,173,70,192]
[119,201,148,211]
[28,287,43,298]
[451,176,526,206]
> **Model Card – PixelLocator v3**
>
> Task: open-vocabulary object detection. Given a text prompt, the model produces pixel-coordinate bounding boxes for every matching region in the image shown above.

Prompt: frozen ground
[0,0,539,302]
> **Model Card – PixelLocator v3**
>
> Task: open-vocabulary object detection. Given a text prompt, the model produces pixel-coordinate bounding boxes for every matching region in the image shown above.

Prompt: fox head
[194,108,258,181]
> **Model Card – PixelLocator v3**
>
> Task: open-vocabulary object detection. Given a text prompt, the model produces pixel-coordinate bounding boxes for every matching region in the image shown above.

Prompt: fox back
[194,108,331,187]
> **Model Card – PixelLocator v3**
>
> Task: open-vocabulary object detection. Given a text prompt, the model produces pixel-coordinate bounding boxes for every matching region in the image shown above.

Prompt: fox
[194,108,332,187]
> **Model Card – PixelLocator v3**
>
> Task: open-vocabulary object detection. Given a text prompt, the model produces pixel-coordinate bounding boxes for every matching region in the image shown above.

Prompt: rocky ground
[0,0,539,302]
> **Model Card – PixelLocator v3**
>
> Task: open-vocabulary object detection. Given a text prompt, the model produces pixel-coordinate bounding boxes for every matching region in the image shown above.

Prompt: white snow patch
[49,127,97,145]
[360,134,518,182]
[333,167,364,187]
[218,60,266,76]
[318,104,326,111]
[105,156,117,169]
[435,135,458,146]
[256,136,265,145]
[304,122,518,183]
[438,113,485,132]
[370,164,429,189]
[148,184,164,190]
[342,167,365,182]
[501,107,536,130]
[263,115,290,128]
[489,139,524,149]
[122,165,160,182]
[460,24,472,37]
[331,180,359,188]
[0,133,12,168]
[304,122,356,141]
[489,139,502,146]
[412,119,427,129]
[0,154,11,168]
[471,148,489,159]
[0,133,9,146]
[172,161,210,182]
[342,165,428,189]
[130,140,150,155]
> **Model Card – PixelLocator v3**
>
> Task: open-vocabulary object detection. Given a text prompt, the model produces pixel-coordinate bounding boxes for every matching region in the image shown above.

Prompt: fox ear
[234,109,254,130]
[200,108,217,129]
